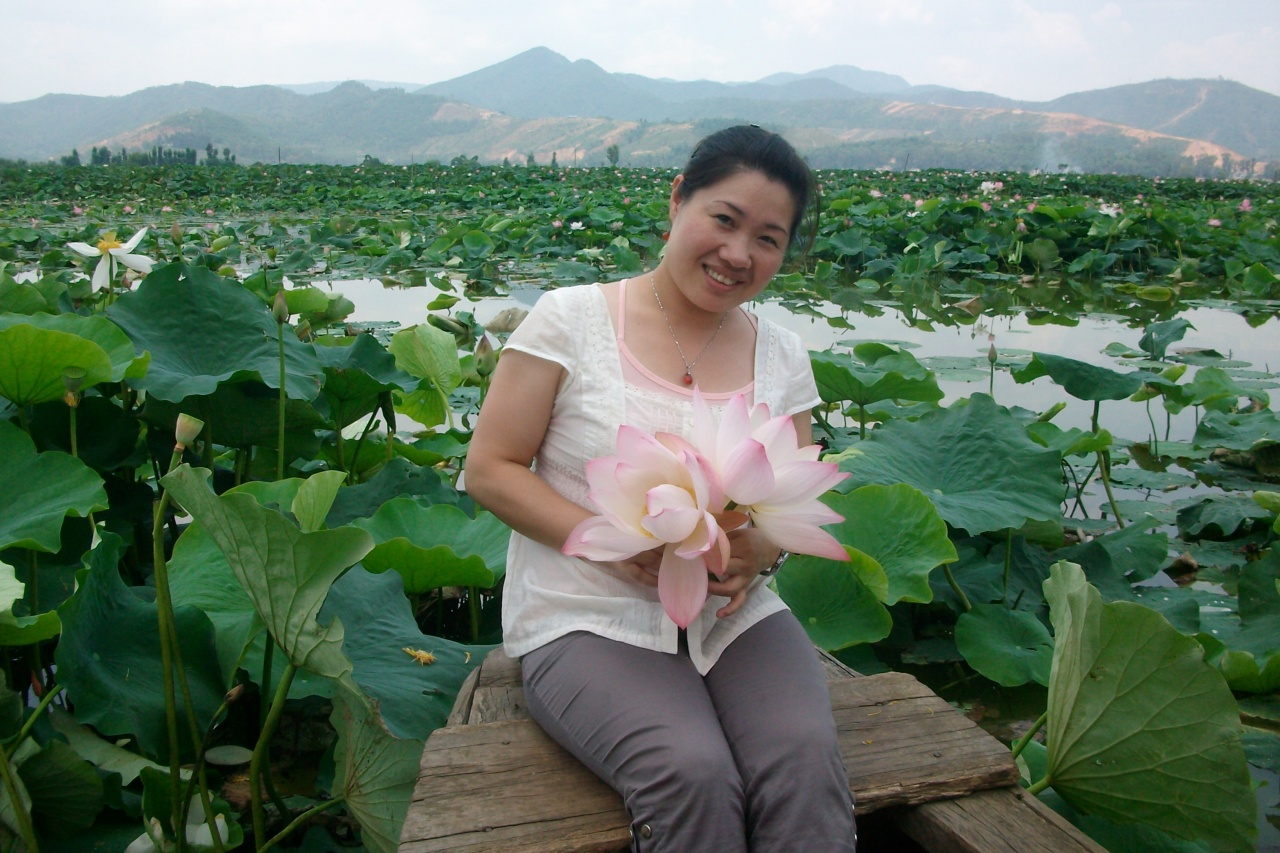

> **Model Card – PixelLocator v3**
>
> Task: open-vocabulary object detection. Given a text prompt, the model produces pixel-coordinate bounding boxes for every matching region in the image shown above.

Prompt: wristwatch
[759,549,790,577]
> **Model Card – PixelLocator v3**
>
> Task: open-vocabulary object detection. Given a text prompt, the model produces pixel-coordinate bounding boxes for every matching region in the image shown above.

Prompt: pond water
[327,275,1278,442]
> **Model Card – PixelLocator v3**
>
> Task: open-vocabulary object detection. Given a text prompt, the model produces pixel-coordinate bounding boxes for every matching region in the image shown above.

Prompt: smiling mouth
[705,267,739,286]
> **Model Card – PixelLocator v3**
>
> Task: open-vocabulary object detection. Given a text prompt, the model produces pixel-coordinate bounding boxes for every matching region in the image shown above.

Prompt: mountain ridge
[2,48,1274,174]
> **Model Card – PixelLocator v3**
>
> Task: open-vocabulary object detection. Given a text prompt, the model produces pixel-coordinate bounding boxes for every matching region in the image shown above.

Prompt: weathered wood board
[401,668,1019,851]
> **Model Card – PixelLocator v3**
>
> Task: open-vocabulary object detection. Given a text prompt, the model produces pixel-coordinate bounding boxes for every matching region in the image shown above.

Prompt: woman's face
[663,168,797,315]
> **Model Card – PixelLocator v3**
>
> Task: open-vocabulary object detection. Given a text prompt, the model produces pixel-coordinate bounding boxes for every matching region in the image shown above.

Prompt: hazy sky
[2,0,1277,104]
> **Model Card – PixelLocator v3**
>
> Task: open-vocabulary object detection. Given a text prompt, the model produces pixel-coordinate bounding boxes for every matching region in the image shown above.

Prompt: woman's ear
[668,174,686,223]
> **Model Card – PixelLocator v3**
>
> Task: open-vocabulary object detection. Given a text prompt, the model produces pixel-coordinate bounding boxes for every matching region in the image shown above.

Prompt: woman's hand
[599,548,662,588]
[708,527,781,619]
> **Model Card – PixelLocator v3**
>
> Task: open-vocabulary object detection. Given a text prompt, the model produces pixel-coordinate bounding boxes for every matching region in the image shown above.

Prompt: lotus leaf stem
[277,317,287,481]
[258,795,346,853]
[250,661,298,850]
[1025,775,1051,796]
[941,564,971,612]
[468,586,481,642]
[178,697,232,853]
[1010,710,1048,761]
[1002,529,1012,600]
[7,684,63,757]
[152,462,186,836]
[1096,450,1126,529]
[349,414,380,479]
[1145,398,1159,457]
[0,741,38,853]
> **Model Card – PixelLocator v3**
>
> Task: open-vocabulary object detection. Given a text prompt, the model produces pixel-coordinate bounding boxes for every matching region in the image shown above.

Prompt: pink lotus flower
[122,205,134,214]
[67,228,155,292]
[1208,218,1222,227]
[686,391,849,563]
[564,426,733,628]
[1238,198,1252,213]
[564,391,849,627]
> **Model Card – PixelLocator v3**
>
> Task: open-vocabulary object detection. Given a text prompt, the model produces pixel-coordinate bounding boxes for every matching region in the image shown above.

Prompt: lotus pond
[0,162,1277,851]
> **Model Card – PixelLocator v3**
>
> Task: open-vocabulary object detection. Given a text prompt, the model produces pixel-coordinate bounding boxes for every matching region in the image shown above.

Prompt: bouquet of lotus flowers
[564,390,850,628]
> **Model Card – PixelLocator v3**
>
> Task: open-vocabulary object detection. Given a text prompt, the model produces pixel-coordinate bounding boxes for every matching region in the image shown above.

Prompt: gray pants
[522,612,857,852]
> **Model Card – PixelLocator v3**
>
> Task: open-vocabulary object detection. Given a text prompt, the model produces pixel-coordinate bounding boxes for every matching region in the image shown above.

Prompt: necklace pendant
[682,372,693,385]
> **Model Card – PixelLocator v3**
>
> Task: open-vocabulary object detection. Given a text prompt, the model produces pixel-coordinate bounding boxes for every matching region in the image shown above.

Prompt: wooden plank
[890,786,1107,853]
[828,674,1019,811]
[399,719,631,853]
[400,671,1019,851]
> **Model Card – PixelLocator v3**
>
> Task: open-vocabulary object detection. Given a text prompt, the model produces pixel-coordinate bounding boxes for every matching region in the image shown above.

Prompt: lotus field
[0,160,1277,851]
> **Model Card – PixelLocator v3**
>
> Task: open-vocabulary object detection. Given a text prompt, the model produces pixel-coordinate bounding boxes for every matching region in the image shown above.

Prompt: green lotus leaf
[1255,490,1280,534]
[326,457,468,527]
[821,484,957,604]
[54,533,224,762]
[1138,318,1194,361]
[1197,550,1280,693]
[141,381,327,452]
[351,499,508,592]
[389,323,462,429]
[107,260,325,403]
[292,469,348,533]
[1176,494,1272,540]
[1012,352,1148,401]
[774,550,893,650]
[161,464,373,681]
[0,312,143,384]
[330,688,424,853]
[0,421,106,552]
[811,344,944,408]
[16,739,103,838]
[955,603,1053,687]
[0,741,35,843]
[1042,561,1255,849]
[0,324,113,406]
[1026,422,1114,457]
[833,394,1063,535]
[315,333,416,430]
[48,707,174,786]
[319,567,490,739]
[0,558,57,644]
[393,430,471,467]
[1184,367,1270,413]
[1194,409,1279,453]
[166,520,260,684]
[28,394,144,473]
[1074,515,1169,579]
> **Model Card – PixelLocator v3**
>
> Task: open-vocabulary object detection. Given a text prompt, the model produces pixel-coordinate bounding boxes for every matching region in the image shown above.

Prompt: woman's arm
[465,350,589,550]
[466,349,662,584]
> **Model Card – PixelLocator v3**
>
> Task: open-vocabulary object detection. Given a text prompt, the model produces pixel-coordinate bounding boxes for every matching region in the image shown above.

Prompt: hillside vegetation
[1,48,1275,174]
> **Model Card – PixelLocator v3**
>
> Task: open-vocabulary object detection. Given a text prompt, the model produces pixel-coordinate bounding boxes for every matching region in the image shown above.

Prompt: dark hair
[675,125,819,262]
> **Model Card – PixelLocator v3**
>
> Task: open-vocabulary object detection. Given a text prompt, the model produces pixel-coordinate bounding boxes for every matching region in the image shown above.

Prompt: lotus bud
[294,318,312,341]
[175,413,205,450]
[987,343,997,366]
[171,221,183,248]
[272,289,291,324]
[267,247,277,262]
[224,684,246,704]
[209,235,234,253]
[474,334,497,377]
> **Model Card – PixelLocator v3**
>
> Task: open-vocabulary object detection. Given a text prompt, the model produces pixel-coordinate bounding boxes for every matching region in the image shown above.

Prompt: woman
[466,125,857,851]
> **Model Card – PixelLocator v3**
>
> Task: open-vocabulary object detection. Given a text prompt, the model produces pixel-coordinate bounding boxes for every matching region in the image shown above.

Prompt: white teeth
[706,268,736,286]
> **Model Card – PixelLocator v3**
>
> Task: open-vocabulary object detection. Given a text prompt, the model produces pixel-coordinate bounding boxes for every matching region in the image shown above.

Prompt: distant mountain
[1041,79,1280,161]
[277,80,426,96]
[1,47,1275,173]
[758,66,910,94]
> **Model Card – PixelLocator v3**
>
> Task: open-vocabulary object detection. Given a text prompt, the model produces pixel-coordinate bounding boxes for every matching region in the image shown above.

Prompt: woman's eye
[760,235,780,248]
[714,213,733,225]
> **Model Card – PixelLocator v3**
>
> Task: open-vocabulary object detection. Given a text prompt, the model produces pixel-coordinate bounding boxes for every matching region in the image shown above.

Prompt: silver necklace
[649,272,729,385]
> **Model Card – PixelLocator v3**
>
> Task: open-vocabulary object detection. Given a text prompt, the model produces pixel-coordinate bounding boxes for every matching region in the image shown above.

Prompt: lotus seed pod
[175,413,205,448]
[62,366,86,394]
[272,289,291,323]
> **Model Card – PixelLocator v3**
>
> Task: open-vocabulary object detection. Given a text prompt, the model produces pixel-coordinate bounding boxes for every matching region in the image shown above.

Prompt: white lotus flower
[67,228,155,292]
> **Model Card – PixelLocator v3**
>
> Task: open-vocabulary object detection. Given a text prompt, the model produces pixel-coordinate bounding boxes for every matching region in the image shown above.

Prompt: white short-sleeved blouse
[498,283,822,674]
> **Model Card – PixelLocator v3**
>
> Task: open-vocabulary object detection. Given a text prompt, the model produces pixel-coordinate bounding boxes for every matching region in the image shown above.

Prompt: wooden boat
[399,648,1104,852]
